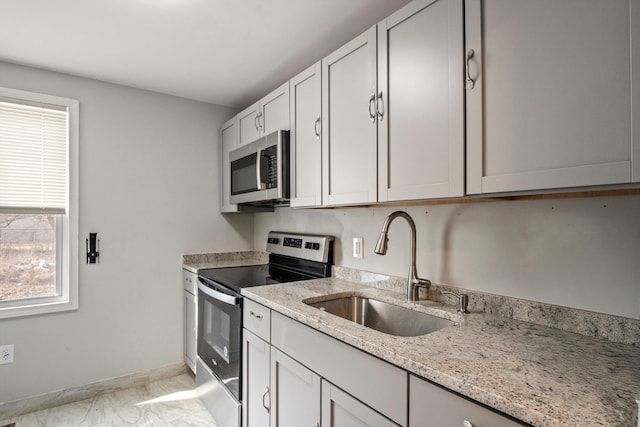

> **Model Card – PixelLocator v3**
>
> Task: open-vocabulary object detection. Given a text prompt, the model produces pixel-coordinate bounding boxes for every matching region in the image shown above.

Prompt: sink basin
[306,295,453,337]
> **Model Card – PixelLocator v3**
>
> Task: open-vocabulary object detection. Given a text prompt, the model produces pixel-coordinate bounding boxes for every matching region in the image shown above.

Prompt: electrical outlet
[0,344,14,365]
[353,237,363,259]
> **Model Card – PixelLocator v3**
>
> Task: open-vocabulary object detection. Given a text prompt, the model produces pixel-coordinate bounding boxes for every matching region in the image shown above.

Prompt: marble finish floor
[1,373,218,426]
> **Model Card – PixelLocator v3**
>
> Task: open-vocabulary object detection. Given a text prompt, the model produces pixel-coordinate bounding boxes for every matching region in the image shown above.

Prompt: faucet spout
[374,211,430,301]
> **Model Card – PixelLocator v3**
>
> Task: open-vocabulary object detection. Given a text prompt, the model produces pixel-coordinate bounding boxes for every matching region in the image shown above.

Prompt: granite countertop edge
[241,278,640,427]
[182,251,269,273]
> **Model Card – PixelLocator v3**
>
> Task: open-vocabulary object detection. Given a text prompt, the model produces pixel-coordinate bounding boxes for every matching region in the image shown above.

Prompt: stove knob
[312,243,320,250]
[304,242,312,249]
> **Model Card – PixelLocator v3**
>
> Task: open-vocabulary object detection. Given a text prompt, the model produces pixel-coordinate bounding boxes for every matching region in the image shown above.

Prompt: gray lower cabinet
[409,375,527,427]
[244,300,527,427]
[182,269,197,374]
[243,330,270,427]
[243,323,321,427]
[271,311,405,426]
[270,347,321,426]
[322,380,399,427]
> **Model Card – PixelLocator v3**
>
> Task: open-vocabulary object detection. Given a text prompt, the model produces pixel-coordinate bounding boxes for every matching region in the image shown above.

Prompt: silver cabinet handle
[376,91,385,121]
[368,93,376,123]
[250,310,263,320]
[463,420,474,427]
[465,49,475,90]
[262,387,270,412]
[254,113,260,132]
[314,116,321,140]
[258,111,263,131]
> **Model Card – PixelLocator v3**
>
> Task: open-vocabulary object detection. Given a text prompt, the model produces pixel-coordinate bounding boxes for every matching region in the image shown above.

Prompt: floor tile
[3,373,218,427]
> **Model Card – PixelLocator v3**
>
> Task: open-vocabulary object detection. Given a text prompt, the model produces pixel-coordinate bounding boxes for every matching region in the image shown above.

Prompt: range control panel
[266,231,334,263]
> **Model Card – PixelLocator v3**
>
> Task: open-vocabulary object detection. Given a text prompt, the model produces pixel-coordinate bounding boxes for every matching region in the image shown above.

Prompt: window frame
[0,87,79,319]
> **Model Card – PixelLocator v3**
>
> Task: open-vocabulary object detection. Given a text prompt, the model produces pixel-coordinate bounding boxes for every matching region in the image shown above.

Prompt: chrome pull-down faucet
[374,211,430,301]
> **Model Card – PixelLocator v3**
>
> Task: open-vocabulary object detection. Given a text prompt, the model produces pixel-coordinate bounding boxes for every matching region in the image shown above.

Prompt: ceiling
[0,0,410,108]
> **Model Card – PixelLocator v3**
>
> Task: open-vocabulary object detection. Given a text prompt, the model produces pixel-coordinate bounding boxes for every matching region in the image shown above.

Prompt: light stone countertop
[242,278,640,427]
[182,251,268,273]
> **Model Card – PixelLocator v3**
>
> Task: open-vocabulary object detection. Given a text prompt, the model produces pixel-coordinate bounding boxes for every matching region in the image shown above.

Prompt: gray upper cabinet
[220,116,239,213]
[290,62,323,208]
[377,0,465,202]
[221,0,640,211]
[320,0,465,207]
[238,82,290,146]
[237,101,261,147]
[322,27,378,206]
[465,0,640,194]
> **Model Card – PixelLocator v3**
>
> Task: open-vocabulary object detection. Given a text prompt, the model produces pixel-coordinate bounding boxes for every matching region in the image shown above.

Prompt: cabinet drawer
[182,269,197,294]
[409,375,527,426]
[243,299,271,342]
[272,311,407,426]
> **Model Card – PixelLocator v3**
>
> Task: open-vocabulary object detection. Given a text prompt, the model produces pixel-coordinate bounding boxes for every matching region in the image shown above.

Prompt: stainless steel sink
[306,295,453,337]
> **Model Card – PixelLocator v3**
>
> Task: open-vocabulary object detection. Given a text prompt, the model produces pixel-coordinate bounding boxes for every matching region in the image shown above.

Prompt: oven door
[197,278,242,400]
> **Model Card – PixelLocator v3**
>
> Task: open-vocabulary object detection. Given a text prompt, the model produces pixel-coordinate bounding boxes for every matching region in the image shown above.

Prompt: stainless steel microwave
[229,130,290,206]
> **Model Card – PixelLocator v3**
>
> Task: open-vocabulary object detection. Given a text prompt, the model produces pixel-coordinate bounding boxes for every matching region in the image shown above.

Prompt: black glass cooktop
[198,254,332,295]
[198,264,274,294]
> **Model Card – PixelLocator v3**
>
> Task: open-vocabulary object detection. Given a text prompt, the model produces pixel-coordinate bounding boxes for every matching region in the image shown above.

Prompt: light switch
[353,237,363,259]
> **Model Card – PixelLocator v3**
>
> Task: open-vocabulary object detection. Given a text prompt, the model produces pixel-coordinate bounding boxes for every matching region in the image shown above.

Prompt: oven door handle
[198,280,240,306]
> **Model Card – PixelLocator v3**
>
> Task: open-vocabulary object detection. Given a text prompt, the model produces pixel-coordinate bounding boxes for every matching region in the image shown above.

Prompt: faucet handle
[415,278,431,288]
[442,290,470,314]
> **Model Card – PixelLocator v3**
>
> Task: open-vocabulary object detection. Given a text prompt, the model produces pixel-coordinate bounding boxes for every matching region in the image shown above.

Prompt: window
[0,87,78,319]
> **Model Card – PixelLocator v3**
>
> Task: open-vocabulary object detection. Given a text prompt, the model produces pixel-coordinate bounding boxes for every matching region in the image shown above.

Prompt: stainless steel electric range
[195,231,334,427]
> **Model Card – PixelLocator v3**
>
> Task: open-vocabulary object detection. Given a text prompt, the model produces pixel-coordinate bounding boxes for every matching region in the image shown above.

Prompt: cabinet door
[409,375,525,426]
[183,290,197,374]
[322,27,378,206]
[220,116,239,212]
[270,347,321,427]
[243,330,271,427]
[238,101,261,146]
[466,0,637,194]
[261,82,290,135]
[290,62,322,207]
[377,0,464,202]
[322,380,399,427]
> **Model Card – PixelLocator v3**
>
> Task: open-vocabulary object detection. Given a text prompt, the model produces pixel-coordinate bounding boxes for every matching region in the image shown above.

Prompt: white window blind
[0,98,68,214]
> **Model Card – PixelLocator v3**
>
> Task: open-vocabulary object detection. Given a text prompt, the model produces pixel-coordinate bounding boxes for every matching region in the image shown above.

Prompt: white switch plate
[353,237,363,259]
[0,344,14,365]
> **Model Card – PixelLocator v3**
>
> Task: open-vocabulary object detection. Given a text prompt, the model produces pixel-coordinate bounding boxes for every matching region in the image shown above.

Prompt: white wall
[0,61,254,403]
[254,195,640,320]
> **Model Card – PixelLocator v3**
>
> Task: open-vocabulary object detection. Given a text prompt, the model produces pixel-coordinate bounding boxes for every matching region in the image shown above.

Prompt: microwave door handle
[256,148,267,190]
[256,148,265,190]
[198,280,240,306]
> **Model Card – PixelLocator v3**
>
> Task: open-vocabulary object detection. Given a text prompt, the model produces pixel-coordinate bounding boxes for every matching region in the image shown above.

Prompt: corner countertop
[242,278,640,427]
[182,251,268,273]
